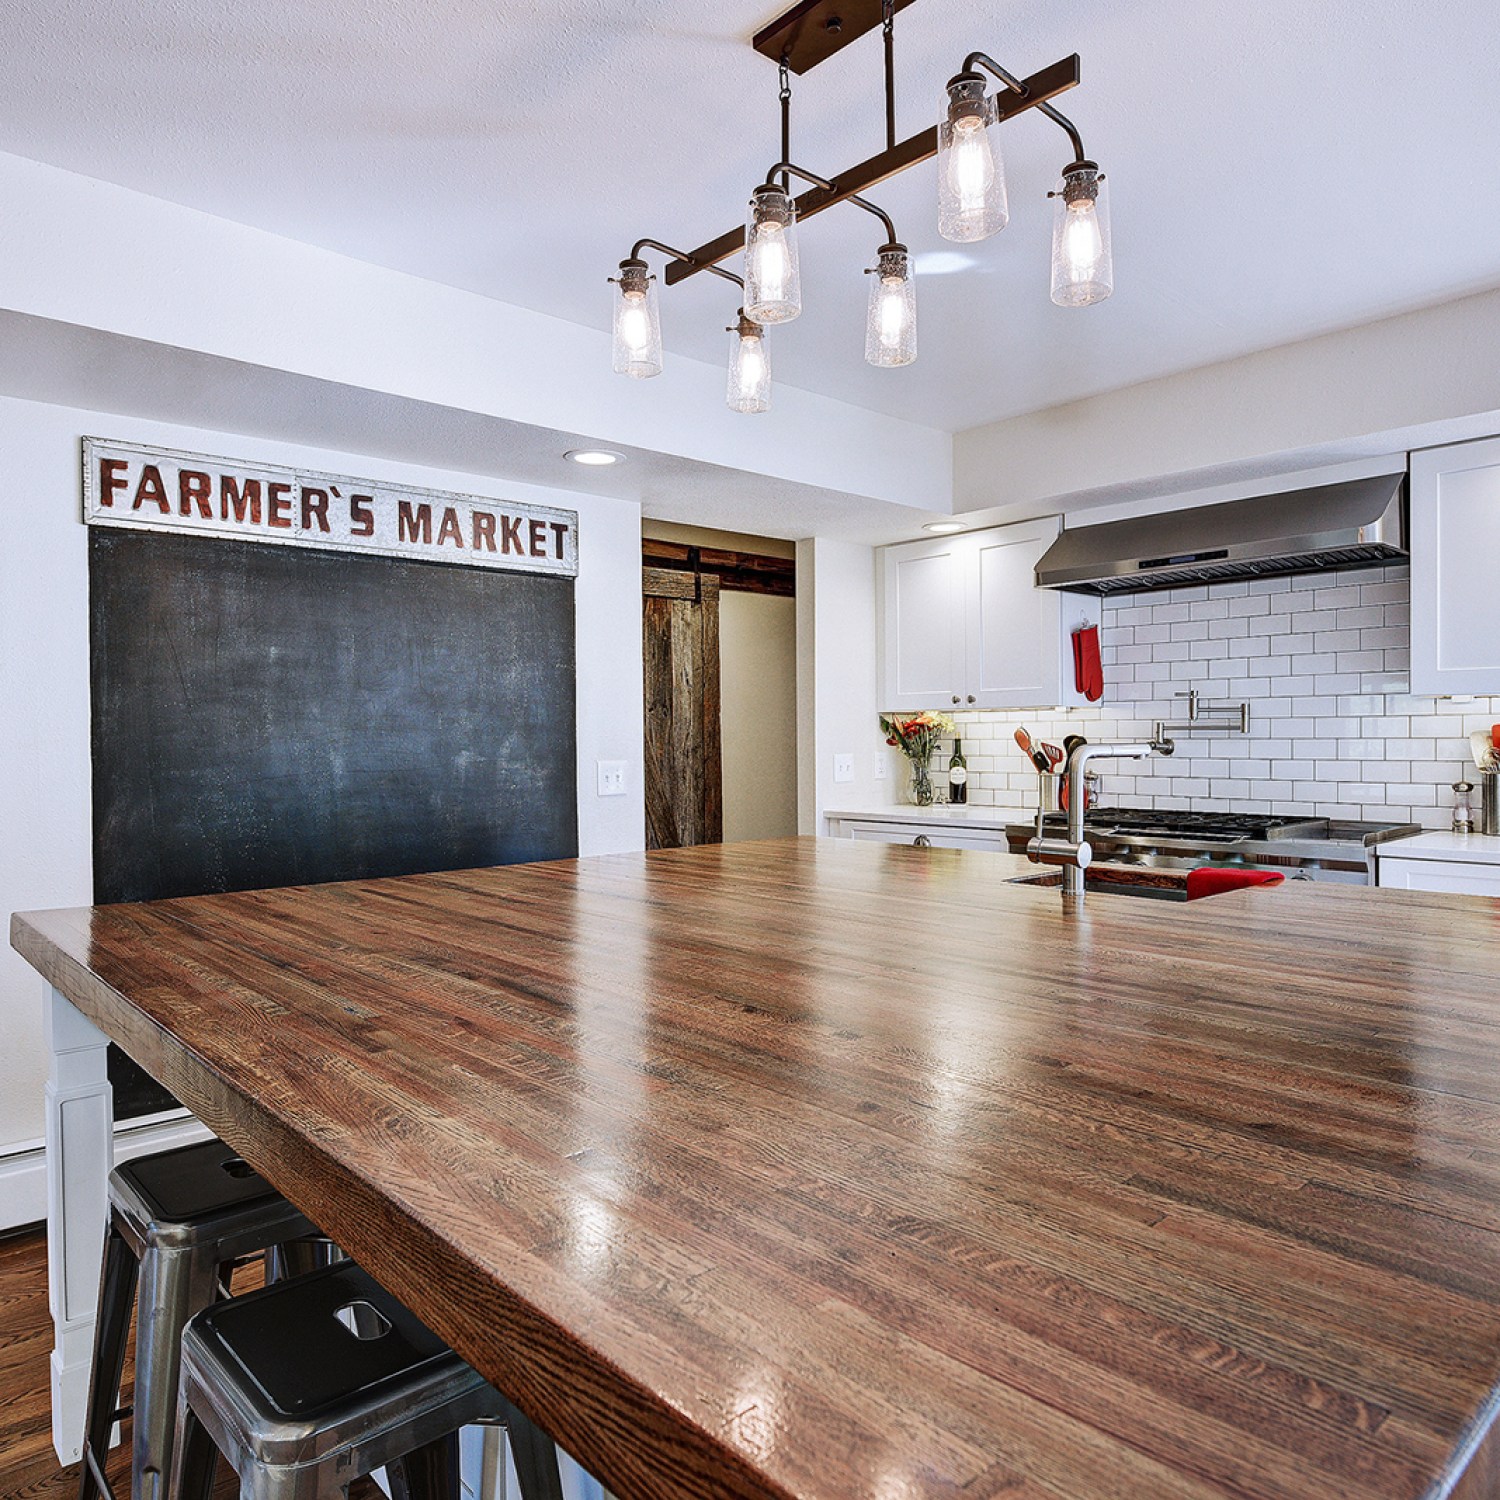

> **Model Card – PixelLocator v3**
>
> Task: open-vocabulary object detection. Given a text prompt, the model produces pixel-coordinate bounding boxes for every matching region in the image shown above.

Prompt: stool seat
[115,1138,289,1224]
[78,1137,333,1500]
[173,1262,563,1500]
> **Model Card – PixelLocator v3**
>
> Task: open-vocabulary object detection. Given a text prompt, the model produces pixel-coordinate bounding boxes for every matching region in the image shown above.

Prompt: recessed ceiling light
[923,521,965,534]
[564,449,625,466]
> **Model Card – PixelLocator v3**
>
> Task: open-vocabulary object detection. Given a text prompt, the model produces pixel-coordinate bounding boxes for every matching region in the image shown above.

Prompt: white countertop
[1375,830,1500,865]
[823,805,1022,831]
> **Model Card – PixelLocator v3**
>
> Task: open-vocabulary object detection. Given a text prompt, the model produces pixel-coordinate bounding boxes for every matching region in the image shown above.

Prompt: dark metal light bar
[663,53,1081,286]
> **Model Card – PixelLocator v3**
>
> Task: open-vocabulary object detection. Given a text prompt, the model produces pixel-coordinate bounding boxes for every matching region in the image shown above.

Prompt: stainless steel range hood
[1035,473,1406,595]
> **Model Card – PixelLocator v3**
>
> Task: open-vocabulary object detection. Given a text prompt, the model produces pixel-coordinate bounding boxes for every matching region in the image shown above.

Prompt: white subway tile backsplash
[1229,595,1271,617]
[959,566,1495,828]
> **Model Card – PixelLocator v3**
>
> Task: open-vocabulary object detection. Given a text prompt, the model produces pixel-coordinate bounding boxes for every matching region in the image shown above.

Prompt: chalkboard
[89,528,578,1115]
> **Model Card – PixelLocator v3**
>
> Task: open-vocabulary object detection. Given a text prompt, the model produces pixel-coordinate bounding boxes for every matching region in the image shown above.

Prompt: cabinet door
[878,537,966,711]
[1410,438,1500,694]
[1378,857,1500,896]
[966,519,1065,710]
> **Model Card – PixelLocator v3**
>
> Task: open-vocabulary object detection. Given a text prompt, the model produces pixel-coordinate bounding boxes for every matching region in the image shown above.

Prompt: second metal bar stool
[170,1260,564,1500]
[78,1137,336,1500]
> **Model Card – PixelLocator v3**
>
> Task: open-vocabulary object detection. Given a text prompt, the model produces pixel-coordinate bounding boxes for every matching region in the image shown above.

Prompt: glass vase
[908,754,935,807]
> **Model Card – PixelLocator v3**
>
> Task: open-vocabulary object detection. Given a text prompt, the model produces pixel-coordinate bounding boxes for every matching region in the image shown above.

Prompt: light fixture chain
[882,0,896,149]
[779,57,792,194]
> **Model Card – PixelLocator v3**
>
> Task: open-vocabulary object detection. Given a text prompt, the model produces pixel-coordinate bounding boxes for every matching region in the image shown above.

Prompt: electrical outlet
[596,760,627,796]
[833,753,854,784]
[873,756,887,781]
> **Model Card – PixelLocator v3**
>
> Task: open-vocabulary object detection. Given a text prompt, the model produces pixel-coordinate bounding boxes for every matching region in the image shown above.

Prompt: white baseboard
[0,1111,213,1233]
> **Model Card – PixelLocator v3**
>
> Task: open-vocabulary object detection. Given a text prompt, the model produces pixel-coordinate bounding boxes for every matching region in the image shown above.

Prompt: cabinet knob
[966,695,976,704]
[951,695,960,704]
[913,835,931,847]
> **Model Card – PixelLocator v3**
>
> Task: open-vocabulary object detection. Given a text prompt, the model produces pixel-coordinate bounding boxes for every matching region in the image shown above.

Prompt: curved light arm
[963,50,1087,165]
[630,238,744,288]
[761,161,899,246]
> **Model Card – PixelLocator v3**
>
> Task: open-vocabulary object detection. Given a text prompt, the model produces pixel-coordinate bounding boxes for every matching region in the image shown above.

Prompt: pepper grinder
[1453,779,1475,834]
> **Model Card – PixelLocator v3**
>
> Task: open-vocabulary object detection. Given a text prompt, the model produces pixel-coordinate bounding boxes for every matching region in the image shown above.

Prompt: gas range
[1003,806,1422,883]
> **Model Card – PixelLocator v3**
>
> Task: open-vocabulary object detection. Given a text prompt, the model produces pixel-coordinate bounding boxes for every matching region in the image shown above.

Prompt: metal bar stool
[170,1261,564,1500]
[78,1137,338,1500]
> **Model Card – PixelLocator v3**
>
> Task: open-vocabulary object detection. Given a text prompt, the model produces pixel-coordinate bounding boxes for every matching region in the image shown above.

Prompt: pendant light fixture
[608,0,1114,409]
[609,258,662,379]
[937,73,1007,242]
[726,311,772,412]
[744,185,802,324]
[1049,162,1112,307]
[865,243,916,367]
[610,239,772,411]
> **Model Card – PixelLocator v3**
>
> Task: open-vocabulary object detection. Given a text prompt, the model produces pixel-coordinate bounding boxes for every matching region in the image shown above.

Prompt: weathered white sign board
[82,437,579,577]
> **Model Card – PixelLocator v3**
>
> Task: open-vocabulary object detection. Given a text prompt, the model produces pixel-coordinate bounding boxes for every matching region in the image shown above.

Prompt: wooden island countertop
[12,836,1500,1500]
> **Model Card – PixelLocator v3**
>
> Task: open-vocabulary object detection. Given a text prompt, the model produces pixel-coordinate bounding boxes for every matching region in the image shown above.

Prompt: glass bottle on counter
[948,738,968,805]
[1453,779,1475,834]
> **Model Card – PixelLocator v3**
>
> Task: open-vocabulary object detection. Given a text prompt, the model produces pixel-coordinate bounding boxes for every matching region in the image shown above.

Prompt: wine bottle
[948,737,968,805]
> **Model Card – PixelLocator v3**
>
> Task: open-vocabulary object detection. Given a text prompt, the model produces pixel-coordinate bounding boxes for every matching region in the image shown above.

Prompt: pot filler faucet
[1028,740,1175,899]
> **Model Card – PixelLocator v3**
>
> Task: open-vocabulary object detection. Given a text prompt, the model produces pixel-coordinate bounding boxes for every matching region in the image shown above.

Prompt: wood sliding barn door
[643,566,722,849]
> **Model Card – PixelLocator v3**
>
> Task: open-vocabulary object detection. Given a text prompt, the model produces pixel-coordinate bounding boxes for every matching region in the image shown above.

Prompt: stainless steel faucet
[1028,739,1175,899]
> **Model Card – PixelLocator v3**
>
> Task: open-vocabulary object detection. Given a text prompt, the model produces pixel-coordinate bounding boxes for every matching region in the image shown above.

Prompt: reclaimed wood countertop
[12,837,1500,1500]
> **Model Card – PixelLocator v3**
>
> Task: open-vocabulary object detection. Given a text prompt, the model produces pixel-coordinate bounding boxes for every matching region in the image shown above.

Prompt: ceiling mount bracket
[753,0,918,75]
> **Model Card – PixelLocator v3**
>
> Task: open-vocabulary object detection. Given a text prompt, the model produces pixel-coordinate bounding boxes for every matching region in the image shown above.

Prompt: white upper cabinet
[1410,437,1500,695]
[879,536,967,711]
[879,519,1100,713]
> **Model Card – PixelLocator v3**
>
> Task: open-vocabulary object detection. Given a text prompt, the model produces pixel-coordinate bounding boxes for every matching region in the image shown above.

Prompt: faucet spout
[1058,738,1175,899]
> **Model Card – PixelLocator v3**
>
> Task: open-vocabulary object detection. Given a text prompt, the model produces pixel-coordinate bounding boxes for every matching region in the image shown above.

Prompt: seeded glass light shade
[937,77,1008,242]
[726,313,771,413]
[611,259,663,377]
[865,245,916,367]
[1050,164,1113,307]
[744,185,802,324]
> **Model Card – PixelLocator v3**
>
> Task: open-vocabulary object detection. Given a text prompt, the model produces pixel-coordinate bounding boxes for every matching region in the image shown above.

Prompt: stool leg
[169,1403,219,1500]
[132,1245,219,1500]
[388,1431,461,1500]
[79,1220,139,1500]
[496,1400,564,1500]
[267,1236,344,1283]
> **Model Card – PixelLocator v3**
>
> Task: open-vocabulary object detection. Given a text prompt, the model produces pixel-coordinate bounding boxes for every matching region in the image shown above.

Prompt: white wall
[720,592,798,844]
[0,151,951,516]
[0,396,644,1169]
[953,288,1500,526]
[796,539,891,833]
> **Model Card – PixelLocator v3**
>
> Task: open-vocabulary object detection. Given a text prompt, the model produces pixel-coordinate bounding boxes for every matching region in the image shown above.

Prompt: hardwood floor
[0,1224,122,1500]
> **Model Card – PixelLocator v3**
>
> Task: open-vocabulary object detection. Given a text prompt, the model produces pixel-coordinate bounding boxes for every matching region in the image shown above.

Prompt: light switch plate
[597,760,627,796]
[833,753,854,784]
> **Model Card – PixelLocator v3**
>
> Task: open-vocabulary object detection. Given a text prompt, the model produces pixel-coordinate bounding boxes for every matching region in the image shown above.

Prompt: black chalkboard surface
[90,527,578,1115]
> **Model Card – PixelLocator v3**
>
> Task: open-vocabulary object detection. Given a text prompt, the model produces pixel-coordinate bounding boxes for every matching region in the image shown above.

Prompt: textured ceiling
[2,0,1498,432]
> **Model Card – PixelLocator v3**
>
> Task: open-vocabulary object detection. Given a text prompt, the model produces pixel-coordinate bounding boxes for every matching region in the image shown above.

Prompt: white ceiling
[2,0,1497,435]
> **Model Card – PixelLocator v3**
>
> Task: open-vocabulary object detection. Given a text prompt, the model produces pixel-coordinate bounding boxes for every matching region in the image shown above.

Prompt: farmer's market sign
[82,437,579,577]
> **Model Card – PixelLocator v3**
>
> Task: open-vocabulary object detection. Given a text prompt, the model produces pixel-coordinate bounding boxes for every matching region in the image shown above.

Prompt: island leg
[44,985,114,1465]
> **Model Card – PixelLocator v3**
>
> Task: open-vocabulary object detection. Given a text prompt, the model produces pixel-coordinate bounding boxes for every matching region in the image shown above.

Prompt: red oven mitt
[1072,624,1103,702]
[1185,868,1285,901]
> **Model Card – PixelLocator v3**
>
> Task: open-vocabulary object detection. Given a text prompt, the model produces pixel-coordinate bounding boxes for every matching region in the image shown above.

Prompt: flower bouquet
[879,710,955,807]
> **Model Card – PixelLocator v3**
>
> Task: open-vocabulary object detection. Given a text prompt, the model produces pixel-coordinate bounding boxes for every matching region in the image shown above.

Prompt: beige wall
[720,590,798,842]
[642,521,798,843]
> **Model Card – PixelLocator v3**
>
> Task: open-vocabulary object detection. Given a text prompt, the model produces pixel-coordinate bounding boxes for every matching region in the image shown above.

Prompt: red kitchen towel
[1185,868,1285,901]
[1072,624,1103,702]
